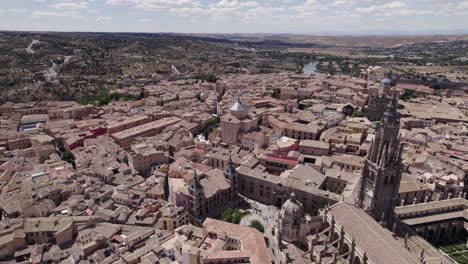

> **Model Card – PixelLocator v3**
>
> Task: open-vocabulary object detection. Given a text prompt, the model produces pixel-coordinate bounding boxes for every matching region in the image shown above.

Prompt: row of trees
[222,208,248,224]
[54,139,76,169]
[79,90,145,106]
[221,208,265,233]
[201,116,220,140]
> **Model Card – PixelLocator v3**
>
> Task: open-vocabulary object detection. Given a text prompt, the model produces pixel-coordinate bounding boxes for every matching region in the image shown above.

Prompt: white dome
[229,99,247,112]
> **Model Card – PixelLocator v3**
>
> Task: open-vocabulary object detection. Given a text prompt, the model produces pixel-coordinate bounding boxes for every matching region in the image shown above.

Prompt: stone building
[129,143,169,176]
[237,164,340,215]
[394,198,468,245]
[220,98,258,144]
[365,70,399,122]
[302,202,450,264]
[397,175,433,206]
[356,85,403,224]
[279,193,314,243]
[185,165,238,225]
[176,218,270,264]
[283,123,322,141]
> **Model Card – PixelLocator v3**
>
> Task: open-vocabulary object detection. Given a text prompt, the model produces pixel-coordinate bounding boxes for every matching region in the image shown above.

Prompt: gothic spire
[383,85,399,126]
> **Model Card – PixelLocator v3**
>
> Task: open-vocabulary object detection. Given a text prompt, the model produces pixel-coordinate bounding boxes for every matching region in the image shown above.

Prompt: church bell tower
[357,72,403,225]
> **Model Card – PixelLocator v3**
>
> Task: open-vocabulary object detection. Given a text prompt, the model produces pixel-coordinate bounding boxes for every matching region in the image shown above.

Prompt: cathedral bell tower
[356,78,403,225]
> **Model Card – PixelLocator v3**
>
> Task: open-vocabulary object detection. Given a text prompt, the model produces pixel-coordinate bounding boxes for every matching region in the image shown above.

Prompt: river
[302,61,318,75]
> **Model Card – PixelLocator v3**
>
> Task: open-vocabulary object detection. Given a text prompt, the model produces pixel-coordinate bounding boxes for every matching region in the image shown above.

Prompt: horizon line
[1,29,468,37]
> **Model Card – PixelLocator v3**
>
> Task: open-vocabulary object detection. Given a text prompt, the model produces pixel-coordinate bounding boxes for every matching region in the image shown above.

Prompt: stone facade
[357,74,403,225]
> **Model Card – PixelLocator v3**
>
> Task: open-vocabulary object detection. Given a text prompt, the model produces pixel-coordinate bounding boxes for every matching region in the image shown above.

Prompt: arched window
[451,226,457,238]
[440,228,446,240]
[340,243,350,256]
[354,256,361,264]
[427,229,434,241]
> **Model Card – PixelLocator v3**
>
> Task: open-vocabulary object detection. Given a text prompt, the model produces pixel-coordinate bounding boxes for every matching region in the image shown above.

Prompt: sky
[0,0,467,34]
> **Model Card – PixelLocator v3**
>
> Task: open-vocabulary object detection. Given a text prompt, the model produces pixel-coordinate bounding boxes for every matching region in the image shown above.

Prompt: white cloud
[244,6,285,21]
[50,2,89,10]
[97,16,112,21]
[330,0,354,7]
[355,1,405,13]
[169,7,208,16]
[429,2,468,17]
[457,1,468,9]
[106,0,200,11]
[9,8,29,13]
[290,0,328,17]
[32,11,84,19]
[212,0,258,8]
[167,0,264,20]
[0,0,465,33]
[354,1,418,16]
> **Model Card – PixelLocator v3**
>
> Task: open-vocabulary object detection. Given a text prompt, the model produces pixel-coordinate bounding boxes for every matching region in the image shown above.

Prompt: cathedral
[356,77,403,225]
[220,98,259,144]
[365,70,400,121]
[275,71,451,263]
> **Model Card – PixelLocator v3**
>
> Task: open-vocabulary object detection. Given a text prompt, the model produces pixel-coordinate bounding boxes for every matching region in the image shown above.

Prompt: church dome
[381,70,396,87]
[229,98,247,112]
[280,193,304,222]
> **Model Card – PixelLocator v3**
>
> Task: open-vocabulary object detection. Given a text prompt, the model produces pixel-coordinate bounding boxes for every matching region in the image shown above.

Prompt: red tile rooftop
[267,154,299,164]
[107,115,150,129]
[111,117,180,140]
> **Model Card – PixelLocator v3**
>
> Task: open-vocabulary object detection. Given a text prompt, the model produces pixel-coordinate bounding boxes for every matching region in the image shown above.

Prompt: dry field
[287,47,367,58]
[395,65,467,81]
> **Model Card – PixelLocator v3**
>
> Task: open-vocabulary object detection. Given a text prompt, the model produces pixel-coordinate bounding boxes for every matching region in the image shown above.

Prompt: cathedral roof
[229,98,247,112]
[329,202,426,264]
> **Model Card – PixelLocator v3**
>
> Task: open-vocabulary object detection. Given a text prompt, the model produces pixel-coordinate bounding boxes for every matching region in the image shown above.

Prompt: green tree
[56,139,66,154]
[352,110,364,118]
[221,208,247,224]
[249,220,264,233]
[196,92,203,102]
[62,151,76,170]
[194,72,218,83]
[327,63,336,75]
[222,208,234,223]
[138,88,146,100]
[400,90,417,101]
[271,88,281,99]
[231,210,244,224]
[205,74,218,83]
[204,116,220,128]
